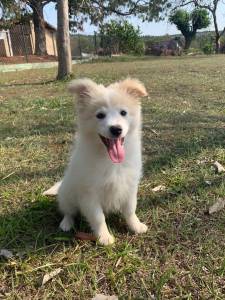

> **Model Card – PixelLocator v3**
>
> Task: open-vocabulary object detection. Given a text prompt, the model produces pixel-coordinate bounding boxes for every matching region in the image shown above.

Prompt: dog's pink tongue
[108,138,125,163]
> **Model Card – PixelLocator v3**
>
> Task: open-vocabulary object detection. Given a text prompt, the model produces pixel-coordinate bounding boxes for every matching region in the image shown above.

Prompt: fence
[1,28,140,65]
[0,23,58,64]
[70,33,122,59]
[0,24,35,63]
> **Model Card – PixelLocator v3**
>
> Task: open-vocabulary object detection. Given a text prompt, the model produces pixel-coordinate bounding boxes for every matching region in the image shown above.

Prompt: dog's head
[69,78,148,163]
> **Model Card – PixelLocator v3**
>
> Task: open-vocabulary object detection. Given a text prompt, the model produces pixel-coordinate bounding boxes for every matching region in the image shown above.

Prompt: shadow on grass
[0,172,224,254]
[1,110,225,252]
[0,79,56,88]
[1,181,224,255]
[0,197,92,252]
[0,196,128,252]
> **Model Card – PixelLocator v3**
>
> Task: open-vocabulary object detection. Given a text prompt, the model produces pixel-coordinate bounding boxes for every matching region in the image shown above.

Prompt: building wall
[30,21,57,56]
[45,29,57,56]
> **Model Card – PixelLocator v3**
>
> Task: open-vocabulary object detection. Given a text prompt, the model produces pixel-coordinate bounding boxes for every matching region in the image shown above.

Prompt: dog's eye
[96,112,106,119]
[120,110,127,116]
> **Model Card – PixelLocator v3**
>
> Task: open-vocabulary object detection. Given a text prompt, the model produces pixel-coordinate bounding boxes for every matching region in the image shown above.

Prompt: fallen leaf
[1,171,16,180]
[196,158,213,165]
[75,232,96,241]
[213,161,225,173]
[209,198,225,214]
[92,294,118,300]
[42,268,62,285]
[0,249,13,259]
[53,236,71,241]
[5,137,14,141]
[205,180,212,185]
[150,129,158,135]
[115,257,122,268]
[152,185,166,192]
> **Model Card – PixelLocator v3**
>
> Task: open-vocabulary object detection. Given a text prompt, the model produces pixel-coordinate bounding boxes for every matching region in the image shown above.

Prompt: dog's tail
[43,181,62,196]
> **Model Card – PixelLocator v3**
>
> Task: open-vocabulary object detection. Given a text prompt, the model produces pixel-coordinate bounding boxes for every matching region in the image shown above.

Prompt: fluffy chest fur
[101,164,139,213]
[64,133,142,213]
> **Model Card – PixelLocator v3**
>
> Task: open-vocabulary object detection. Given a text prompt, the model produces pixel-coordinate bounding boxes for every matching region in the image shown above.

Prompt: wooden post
[21,24,29,63]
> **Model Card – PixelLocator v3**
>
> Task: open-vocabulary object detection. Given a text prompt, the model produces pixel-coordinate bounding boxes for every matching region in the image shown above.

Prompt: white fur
[43,181,62,196]
[56,78,148,245]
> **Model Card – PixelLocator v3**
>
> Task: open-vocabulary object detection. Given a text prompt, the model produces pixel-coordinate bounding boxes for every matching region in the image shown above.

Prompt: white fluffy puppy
[58,78,148,245]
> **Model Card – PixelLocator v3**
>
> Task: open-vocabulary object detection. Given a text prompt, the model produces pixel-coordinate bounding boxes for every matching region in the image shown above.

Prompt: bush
[99,20,143,55]
[202,42,214,54]
[133,41,145,55]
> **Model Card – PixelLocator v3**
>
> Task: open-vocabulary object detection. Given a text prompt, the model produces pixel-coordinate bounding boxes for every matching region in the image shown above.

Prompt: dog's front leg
[122,189,148,234]
[80,201,114,245]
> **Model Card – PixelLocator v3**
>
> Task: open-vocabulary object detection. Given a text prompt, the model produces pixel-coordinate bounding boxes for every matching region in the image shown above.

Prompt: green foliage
[100,20,144,55]
[0,0,22,29]
[169,8,210,49]
[202,42,214,54]
[68,0,170,31]
[133,40,145,55]
[192,8,211,31]
[169,10,190,35]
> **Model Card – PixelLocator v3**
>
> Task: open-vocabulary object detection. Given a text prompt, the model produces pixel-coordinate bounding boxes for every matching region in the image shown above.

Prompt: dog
[44,78,148,245]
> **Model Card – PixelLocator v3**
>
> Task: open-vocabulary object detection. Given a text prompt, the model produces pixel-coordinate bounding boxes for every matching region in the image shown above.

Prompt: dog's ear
[68,78,99,99]
[111,78,148,99]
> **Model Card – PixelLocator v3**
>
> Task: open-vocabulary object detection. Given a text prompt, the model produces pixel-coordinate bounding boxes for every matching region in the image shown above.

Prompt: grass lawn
[0,55,225,299]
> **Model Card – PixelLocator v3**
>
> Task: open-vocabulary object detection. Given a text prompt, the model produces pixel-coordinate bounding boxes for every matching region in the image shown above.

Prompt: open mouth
[100,135,125,163]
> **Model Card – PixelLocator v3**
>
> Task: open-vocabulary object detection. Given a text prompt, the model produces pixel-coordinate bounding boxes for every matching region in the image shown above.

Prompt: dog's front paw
[133,222,148,234]
[59,215,74,232]
[129,221,148,234]
[98,233,115,246]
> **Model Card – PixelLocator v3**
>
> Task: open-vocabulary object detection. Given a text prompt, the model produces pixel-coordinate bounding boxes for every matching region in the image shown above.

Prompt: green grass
[0,55,225,299]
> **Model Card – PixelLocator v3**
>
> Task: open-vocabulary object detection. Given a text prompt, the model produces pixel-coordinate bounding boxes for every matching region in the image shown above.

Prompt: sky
[44,2,225,36]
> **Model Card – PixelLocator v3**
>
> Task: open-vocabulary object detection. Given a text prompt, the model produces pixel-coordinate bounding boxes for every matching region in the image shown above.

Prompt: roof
[44,21,57,32]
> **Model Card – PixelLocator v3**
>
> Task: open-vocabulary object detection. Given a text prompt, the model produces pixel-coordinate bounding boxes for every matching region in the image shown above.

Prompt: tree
[100,20,144,55]
[58,0,169,79]
[57,0,72,80]
[27,0,52,56]
[68,0,172,32]
[0,0,51,55]
[169,8,210,49]
[171,0,225,53]
[0,0,22,28]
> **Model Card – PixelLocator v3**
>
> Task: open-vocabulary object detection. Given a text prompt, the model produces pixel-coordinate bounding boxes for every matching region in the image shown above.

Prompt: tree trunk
[57,0,72,80]
[212,10,220,54]
[215,33,220,54]
[184,35,192,50]
[31,1,47,56]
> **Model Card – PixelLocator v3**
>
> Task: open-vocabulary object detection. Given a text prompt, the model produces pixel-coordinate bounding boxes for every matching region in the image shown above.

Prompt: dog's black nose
[110,126,122,137]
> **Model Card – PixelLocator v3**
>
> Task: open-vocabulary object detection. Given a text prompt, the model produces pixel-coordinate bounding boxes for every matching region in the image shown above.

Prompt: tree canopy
[169,8,210,49]
[100,20,144,55]
[170,0,225,52]
[68,0,171,31]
